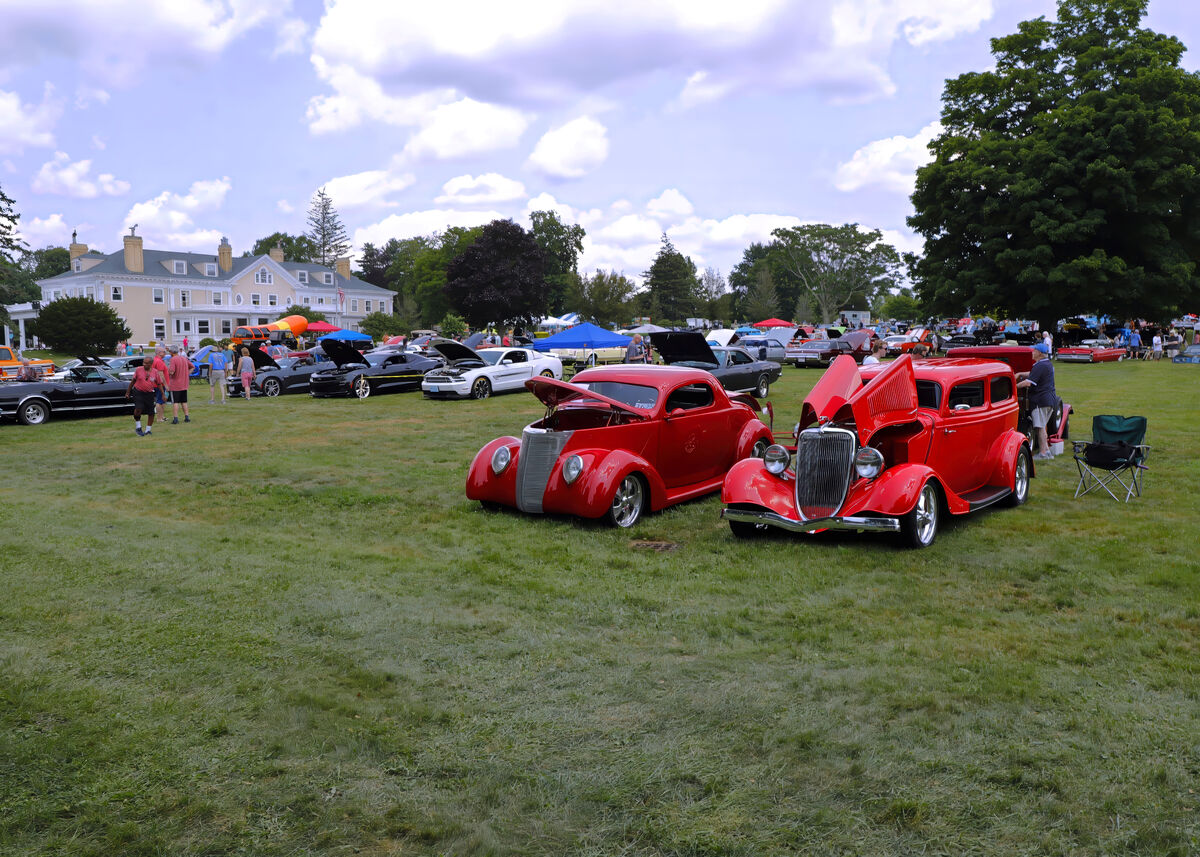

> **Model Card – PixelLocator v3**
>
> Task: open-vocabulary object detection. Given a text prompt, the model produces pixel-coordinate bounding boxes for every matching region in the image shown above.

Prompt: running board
[961,485,1012,511]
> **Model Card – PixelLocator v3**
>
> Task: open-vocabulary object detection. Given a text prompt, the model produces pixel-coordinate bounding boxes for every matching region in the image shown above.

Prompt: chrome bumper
[721,507,900,533]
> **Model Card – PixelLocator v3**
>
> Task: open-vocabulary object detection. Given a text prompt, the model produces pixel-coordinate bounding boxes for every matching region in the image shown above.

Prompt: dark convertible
[309,338,442,399]
[0,364,134,425]
[649,331,781,397]
[227,346,324,397]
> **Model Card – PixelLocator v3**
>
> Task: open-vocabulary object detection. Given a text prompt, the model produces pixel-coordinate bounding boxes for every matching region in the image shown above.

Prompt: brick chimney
[69,229,88,262]
[123,226,144,273]
[335,257,351,281]
[218,236,232,272]
[269,242,285,264]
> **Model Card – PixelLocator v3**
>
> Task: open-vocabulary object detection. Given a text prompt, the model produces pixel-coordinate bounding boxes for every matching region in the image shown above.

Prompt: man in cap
[1017,343,1057,460]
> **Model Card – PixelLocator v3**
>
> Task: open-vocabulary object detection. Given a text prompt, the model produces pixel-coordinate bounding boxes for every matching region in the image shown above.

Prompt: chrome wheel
[902,482,939,548]
[262,378,282,397]
[1006,447,1031,507]
[540,369,554,378]
[754,374,770,398]
[353,376,371,399]
[608,474,645,528]
[18,400,49,426]
[471,377,492,400]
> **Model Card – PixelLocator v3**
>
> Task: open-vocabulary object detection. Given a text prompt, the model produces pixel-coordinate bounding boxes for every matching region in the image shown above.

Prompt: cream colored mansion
[15,230,393,348]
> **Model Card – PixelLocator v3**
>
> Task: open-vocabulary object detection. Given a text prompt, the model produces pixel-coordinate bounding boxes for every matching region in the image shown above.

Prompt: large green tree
[729,242,799,322]
[277,304,328,324]
[31,297,131,354]
[529,210,585,315]
[355,239,404,288]
[771,223,902,324]
[643,235,699,323]
[909,0,1200,329]
[249,232,317,262]
[444,220,547,330]
[568,270,636,327]
[304,188,350,266]
[743,269,781,322]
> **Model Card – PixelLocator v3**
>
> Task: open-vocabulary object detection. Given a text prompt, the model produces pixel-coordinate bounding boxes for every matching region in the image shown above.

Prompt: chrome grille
[794,428,855,520]
[515,428,572,513]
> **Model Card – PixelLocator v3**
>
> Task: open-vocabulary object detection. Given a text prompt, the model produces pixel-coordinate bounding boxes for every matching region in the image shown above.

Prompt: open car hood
[801,354,917,437]
[526,376,649,417]
[649,331,718,366]
[840,329,872,350]
[430,341,482,364]
[321,337,366,368]
[246,345,280,370]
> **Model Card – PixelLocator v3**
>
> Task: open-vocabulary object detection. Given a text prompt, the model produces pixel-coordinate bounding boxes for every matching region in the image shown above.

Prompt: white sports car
[422,343,563,400]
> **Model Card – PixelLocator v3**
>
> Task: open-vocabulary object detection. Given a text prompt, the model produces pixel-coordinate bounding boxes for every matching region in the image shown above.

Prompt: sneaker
[171,417,179,424]
[208,400,215,404]
[143,428,152,436]
[184,416,191,423]
[135,427,144,436]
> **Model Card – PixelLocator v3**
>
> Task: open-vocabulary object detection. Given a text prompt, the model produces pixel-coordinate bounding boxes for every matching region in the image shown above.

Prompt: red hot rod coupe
[721,354,1033,547]
[466,365,774,528]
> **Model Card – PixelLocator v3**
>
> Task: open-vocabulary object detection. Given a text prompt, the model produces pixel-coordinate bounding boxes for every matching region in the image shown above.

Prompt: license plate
[429,385,439,392]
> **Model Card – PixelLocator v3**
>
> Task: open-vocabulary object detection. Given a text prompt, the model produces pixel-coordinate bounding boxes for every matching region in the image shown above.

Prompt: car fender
[17,393,53,412]
[735,419,774,458]
[721,457,796,514]
[465,436,522,503]
[560,447,667,517]
[984,430,1031,489]
[846,464,957,516]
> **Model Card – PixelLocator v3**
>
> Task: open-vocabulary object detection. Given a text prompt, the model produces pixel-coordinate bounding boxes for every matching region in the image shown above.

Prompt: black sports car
[309,338,441,399]
[649,331,781,397]
[0,365,134,425]
[227,347,323,397]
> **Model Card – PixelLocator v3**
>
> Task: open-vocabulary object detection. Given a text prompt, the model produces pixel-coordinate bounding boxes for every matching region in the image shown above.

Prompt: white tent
[705,328,739,346]
[628,323,668,334]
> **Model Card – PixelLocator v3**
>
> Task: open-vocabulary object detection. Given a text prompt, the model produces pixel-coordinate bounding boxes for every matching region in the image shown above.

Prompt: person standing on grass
[1017,343,1057,460]
[624,334,644,364]
[151,347,169,421]
[208,348,228,404]
[166,346,193,424]
[863,340,887,364]
[1151,332,1163,361]
[238,347,255,400]
[125,355,163,436]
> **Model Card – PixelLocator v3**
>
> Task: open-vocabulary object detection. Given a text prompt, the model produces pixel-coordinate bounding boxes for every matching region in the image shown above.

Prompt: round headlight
[763,444,790,476]
[854,446,884,479]
[563,454,584,484]
[491,445,511,475]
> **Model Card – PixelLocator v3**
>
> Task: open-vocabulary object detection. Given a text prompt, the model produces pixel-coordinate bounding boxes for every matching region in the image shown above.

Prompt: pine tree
[304,188,350,267]
[1,181,27,265]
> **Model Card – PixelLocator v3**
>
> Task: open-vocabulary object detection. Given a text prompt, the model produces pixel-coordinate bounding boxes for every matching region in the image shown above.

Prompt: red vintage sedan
[721,354,1032,547]
[466,365,774,527]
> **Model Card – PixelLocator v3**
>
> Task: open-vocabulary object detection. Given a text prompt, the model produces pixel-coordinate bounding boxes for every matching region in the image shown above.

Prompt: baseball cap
[1032,343,1050,354]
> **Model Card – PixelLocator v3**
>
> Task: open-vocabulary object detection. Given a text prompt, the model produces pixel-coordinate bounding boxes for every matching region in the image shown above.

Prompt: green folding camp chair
[1072,415,1149,502]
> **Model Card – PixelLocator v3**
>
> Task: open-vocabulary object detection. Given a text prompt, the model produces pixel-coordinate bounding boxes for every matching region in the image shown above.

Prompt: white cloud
[352,208,505,249]
[277,199,294,214]
[833,121,941,193]
[124,177,231,250]
[831,0,994,49]
[0,0,308,86]
[0,84,60,154]
[273,17,308,56]
[322,168,415,208]
[402,98,529,161]
[879,227,924,256]
[647,189,694,219]
[437,173,526,205]
[32,151,130,198]
[91,135,106,150]
[17,213,72,250]
[598,214,662,247]
[306,58,455,134]
[527,116,608,179]
[74,86,110,109]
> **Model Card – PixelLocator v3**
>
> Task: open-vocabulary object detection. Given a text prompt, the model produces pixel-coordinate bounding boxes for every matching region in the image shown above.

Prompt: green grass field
[2,360,1198,856]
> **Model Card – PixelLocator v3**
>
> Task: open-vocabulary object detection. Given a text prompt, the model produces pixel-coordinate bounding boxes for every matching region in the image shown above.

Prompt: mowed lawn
[1,359,1198,856]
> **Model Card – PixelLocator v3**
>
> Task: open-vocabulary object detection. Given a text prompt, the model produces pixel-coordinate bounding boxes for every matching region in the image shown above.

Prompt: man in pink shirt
[124,354,163,436]
[152,347,170,420]
[166,345,193,424]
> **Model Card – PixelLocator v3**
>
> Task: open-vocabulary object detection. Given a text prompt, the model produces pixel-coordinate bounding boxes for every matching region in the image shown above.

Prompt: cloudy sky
[2,0,1197,283]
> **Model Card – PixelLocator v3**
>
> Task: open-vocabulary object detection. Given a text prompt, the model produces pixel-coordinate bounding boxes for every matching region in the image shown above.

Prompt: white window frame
[323,272,333,285]
[268,293,278,307]
[73,259,82,272]
[255,267,273,285]
[84,285,95,299]
[302,296,310,306]
[205,263,217,277]
[212,292,222,306]
[351,299,359,312]
[221,319,232,335]
[153,287,165,304]
[297,271,308,284]
[153,318,166,341]
[235,293,244,305]
[179,290,190,308]
[173,260,187,275]
[197,319,211,335]
[174,318,192,334]
[251,293,261,306]
[110,285,123,302]
[317,296,325,305]
[365,300,372,313]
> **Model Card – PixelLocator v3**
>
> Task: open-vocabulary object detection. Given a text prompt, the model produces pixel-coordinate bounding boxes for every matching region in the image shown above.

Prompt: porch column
[18,317,27,350]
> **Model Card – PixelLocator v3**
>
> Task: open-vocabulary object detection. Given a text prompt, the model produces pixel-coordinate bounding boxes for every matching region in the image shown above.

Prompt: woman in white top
[863,340,887,364]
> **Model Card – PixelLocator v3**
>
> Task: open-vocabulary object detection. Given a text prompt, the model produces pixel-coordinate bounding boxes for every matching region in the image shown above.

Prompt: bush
[30,297,131,354]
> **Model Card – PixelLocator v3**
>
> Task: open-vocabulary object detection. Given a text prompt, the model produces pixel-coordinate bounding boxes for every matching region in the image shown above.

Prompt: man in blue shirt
[208,349,228,404]
[1016,343,1057,459]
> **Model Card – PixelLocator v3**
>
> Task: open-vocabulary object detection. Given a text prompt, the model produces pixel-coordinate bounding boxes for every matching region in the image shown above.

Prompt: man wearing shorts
[1017,343,1057,460]
[152,346,170,420]
[166,345,193,424]
[125,355,163,436]
[208,348,228,403]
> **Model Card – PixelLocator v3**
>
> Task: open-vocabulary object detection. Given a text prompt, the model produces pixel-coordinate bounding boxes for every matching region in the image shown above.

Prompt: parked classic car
[1055,338,1125,363]
[0,365,134,425]
[788,330,873,367]
[422,343,563,400]
[1173,343,1200,364]
[226,347,324,397]
[734,335,788,364]
[308,338,441,398]
[466,365,774,527]
[649,331,781,397]
[721,354,1033,547]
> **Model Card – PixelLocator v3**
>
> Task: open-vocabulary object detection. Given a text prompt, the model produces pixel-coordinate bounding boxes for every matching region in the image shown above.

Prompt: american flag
[337,286,345,305]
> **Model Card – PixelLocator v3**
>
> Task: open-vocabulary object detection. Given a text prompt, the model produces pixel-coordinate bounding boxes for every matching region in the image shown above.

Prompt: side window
[730,350,751,364]
[990,375,1013,403]
[506,350,526,363]
[948,380,985,410]
[665,383,715,411]
[915,380,941,410]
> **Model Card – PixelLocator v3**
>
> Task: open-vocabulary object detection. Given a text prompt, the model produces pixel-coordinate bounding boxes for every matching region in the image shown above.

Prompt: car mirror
[501,359,512,365]
[668,407,686,418]
[953,403,972,411]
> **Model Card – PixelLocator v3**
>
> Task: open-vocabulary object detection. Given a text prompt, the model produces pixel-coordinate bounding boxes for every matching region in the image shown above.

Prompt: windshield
[575,381,658,410]
[362,354,387,367]
[479,351,506,365]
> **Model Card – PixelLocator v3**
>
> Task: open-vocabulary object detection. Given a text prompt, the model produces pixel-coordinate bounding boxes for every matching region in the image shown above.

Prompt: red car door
[657,381,723,487]
[930,378,990,496]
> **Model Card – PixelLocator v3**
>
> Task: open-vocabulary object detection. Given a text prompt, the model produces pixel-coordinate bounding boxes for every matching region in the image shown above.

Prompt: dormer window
[205,263,217,277]
[297,271,308,284]
[323,272,333,285]
[173,260,186,275]
[73,259,82,272]
[255,267,273,285]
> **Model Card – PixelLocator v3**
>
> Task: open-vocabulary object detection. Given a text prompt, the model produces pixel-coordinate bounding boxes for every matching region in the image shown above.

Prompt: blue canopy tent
[318,330,372,342]
[531,322,631,351]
